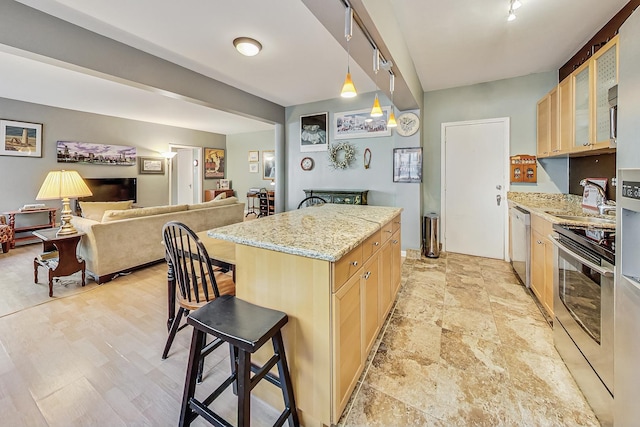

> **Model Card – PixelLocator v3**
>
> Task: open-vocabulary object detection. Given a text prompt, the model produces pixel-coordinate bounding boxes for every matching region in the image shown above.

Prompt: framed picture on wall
[204,148,225,179]
[138,156,165,174]
[263,150,275,180]
[300,112,328,152]
[0,119,42,157]
[393,147,422,183]
[248,150,259,162]
[249,163,259,173]
[334,107,391,140]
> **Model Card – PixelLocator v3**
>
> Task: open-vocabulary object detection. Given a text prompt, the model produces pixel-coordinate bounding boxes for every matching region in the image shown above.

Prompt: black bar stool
[179,294,300,427]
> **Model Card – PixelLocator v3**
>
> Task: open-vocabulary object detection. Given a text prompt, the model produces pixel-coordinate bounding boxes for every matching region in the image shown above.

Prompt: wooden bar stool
[179,294,299,427]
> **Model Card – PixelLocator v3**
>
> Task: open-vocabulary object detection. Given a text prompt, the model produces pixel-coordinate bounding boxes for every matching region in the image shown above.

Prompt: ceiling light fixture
[512,0,522,10]
[507,0,519,21]
[340,7,357,98]
[507,8,516,21]
[370,49,383,118]
[233,37,262,57]
[387,74,397,128]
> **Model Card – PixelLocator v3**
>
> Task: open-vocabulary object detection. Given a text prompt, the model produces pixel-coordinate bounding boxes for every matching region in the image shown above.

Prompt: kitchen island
[209,204,402,426]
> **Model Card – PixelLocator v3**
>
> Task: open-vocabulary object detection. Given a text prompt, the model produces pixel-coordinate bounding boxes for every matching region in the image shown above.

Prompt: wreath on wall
[328,141,356,169]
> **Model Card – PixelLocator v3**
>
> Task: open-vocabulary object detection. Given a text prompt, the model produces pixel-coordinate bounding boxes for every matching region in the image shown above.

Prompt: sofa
[70,197,245,284]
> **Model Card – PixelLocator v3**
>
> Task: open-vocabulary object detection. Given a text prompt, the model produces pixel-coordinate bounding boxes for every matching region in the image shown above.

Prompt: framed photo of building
[204,148,225,179]
[56,141,136,165]
[334,107,391,140]
[300,112,328,152]
[263,150,275,180]
[138,156,164,174]
[393,147,422,183]
[0,119,42,157]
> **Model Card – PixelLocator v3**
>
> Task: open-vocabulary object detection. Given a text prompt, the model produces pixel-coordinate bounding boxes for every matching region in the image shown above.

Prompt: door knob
[496,185,502,190]
[496,194,502,206]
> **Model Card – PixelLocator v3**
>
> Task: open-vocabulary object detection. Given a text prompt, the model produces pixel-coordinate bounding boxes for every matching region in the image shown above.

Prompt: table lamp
[36,170,92,236]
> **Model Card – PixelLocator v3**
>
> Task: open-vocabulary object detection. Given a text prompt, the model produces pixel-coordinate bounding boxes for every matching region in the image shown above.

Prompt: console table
[303,189,368,205]
[2,208,57,248]
[33,229,86,297]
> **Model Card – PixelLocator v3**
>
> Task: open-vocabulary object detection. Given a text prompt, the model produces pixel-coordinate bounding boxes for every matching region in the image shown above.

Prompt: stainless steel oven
[550,224,615,426]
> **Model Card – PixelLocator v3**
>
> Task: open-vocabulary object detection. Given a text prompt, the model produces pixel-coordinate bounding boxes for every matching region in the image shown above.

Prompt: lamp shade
[341,72,357,98]
[370,94,383,117]
[387,110,397,128]
[36,170,92,200]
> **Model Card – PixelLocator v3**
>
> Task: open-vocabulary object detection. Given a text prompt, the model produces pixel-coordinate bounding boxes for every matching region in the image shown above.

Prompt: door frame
[440,117,510,260]
[168,144,203,205]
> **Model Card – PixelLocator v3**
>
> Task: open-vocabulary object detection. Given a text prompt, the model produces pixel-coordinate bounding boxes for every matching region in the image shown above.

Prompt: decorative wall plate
[301,157,314,171]
[396,112,420,137]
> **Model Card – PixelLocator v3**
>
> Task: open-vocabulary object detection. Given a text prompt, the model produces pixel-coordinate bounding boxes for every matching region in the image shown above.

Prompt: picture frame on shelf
[300,112,328,152]
[393,147,422,183]
[334,107,391,140]
[0,119,43,157]
[138,156,165,174]
[263,150,275,180]
[249,163,259,173]
[248,150,259,162]
[219,179,231,189]
[204,148,225,179]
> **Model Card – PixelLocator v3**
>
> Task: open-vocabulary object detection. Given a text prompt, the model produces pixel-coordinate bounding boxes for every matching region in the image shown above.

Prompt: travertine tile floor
[0,245,600,426]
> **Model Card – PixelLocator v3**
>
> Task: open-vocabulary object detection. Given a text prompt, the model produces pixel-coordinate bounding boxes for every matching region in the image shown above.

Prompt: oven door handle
[548,235,614,277]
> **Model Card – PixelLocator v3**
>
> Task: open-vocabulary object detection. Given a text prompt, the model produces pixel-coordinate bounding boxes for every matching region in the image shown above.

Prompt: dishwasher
[509,205,531,288]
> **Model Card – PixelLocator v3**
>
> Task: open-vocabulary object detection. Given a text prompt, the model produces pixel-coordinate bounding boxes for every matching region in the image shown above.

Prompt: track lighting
[512,0,522,10]
[370,49,383,117]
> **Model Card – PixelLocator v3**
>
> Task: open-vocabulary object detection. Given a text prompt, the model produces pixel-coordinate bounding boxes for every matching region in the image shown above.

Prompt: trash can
[422,213,440,258]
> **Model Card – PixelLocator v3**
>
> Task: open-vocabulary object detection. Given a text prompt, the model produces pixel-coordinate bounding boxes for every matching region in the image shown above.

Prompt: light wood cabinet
[530,214,554,317]
[235,213,402,426]
[536,36,617,157]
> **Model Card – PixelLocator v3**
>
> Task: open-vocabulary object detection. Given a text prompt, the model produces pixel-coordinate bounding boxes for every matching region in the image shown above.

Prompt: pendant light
[340,7,357,98]
[370,49,383,117]
[387,73,397,128]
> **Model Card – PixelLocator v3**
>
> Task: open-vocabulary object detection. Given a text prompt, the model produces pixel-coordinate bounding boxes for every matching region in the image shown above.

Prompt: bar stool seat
[179,294,299,427]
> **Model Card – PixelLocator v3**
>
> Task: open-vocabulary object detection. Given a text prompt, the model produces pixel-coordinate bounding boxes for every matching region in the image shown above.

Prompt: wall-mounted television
[76,178,137,211]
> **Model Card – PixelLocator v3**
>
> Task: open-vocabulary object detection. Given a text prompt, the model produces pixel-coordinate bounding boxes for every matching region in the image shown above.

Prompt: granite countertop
[507,192,615,229]
[208,204,403,262]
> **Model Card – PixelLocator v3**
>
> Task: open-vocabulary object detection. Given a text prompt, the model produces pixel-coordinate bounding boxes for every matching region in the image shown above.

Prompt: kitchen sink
[552,214,615,225]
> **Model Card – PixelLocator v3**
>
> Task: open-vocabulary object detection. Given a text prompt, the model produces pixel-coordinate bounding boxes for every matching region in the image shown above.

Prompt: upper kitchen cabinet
[537,36,618,157]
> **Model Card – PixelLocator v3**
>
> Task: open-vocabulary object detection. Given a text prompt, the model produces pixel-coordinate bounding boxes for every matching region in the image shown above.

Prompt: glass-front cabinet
[536,35,617,157]
[594,40,618,147]
[573,63,592,152]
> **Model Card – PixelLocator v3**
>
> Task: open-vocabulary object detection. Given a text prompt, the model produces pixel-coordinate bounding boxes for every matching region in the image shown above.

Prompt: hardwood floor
[0,244,598,426]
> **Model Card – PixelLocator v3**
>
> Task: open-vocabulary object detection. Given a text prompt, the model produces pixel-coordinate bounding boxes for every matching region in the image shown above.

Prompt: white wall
[285,92,422,251]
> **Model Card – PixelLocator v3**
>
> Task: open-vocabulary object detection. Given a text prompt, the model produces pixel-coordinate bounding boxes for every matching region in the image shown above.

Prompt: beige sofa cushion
[79,200,133,221]
[102,204,187,222]
[188,196,238,210]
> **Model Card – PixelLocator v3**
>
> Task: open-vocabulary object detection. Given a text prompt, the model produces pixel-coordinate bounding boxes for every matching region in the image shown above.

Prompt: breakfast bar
[209,204,402,426]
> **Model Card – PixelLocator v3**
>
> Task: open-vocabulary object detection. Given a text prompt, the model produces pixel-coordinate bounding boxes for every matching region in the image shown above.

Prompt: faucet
[580,179,616,215]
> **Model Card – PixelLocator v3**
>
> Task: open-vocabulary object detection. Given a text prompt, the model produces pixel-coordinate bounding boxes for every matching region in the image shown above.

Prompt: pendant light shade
[387,109,397,128]
[341,72,357,98]
[370,94,383,117]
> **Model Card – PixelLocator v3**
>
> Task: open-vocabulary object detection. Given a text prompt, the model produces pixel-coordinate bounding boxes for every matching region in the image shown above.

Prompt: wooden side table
[204,189,235,201]
[2,208,57,248]
[33,229,86,297]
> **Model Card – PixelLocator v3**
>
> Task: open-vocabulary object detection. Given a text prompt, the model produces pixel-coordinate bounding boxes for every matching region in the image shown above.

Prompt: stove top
[553,224,615,264]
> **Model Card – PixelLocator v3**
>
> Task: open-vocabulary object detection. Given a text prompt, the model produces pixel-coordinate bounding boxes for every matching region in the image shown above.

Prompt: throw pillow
[213,192,227,201]
[79,200,133,222]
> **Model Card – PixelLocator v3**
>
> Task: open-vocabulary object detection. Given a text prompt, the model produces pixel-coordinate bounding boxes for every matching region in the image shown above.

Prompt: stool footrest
[250,362,281,389]
[189,397,233,427]
[249,354,279,392]
[273,408,293,427]
[202,373,236,407]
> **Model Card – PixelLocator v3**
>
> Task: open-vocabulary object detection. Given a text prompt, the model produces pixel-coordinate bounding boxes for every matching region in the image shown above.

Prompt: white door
[177,149,195,205]
[441,118,509,260]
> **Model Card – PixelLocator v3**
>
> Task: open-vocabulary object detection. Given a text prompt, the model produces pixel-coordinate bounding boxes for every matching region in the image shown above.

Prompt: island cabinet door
[333,244,363,292]
[362,252,380,357]
[332,272,363,420]
[391,229,402,297]
[379,240,394,322]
